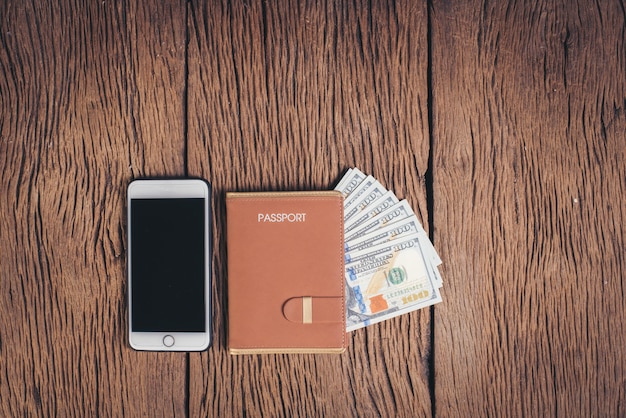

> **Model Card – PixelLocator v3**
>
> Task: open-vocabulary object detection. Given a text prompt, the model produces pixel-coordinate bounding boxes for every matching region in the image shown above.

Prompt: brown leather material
[282,297,304,323]
[226,191,347,354]
[282,296,344,324]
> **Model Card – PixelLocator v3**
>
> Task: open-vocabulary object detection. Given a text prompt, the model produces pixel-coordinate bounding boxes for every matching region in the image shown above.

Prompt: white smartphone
[127,179,211,351]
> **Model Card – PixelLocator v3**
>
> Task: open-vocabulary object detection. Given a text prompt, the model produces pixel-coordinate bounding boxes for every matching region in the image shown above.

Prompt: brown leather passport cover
[226,191,346,354]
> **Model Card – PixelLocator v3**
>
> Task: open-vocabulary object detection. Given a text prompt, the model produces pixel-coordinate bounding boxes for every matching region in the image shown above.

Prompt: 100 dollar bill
[335,167,444,331]
[345,200,414,243]
[346,234,443,288]
[345,236,442,331]
[344,191,398,234]
[335,168,366,197]
[346,215,441,268]
[342,176,381,220]
[346,219,424,257]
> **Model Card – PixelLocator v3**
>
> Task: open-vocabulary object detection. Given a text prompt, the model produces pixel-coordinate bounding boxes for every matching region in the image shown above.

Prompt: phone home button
[163,335,175,347]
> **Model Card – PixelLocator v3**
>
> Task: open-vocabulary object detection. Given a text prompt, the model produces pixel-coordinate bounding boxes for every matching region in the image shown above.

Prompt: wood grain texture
[431,0,626,416]
[186,0,432,416]
[0,1,188,416]
[3,0,624,416]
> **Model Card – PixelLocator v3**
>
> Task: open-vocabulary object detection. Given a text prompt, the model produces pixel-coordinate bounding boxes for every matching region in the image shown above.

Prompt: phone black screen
[130,198,206,332]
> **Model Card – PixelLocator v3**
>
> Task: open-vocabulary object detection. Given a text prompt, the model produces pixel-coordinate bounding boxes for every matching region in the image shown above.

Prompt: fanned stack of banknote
[334,168,443,331]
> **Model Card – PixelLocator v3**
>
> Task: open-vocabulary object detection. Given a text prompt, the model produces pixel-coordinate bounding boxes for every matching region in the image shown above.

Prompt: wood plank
[0,1,188,415]
[431,0,626,416]
[186,0,432,416]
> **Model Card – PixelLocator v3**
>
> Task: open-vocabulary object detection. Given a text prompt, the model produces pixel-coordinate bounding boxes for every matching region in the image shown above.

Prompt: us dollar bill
[346,234,443,289]
[344,191,398,234]
[345,217,424,256]
[335,167,444,331]
[347,215,441,267]
[344,236,442,331]
[346,235,424,283]
[344,200,414,243]
[342,176,380,219]
[334,168,366,197]
[343,180,388,222]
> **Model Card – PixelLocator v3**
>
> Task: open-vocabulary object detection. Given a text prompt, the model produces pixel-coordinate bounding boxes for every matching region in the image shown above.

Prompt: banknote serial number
[258,213,307,223]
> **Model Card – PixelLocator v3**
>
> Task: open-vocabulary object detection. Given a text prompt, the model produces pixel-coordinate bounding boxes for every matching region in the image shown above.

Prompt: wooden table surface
[1,1,624,416]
